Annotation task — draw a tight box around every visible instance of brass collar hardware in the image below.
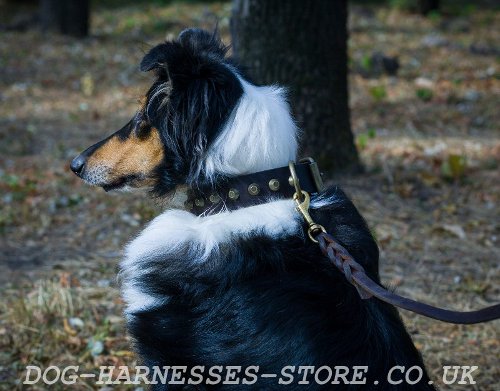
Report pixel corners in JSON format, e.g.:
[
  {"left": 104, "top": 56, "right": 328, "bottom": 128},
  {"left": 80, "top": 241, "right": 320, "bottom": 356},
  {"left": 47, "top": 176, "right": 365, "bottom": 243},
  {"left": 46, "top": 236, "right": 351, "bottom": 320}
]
[
  {"left": 248, "top": 183, "right": 260, "bottom": 196},
  {"left": 289, "top": 160, "right": 326, "bottom": 243},
  {"left": 299, "top": 157, "right": 324, "bottom": 193},
  {"left": 228, "top": 188, "right": 239, "bottom": 200},
  {"left": 268, "top": 179, "right": 280, "bottom": 191},
  {"left": 288, "top": 161, "right": 303, "bottom": 201},
  {"left": 293, "top": 190, "right": 326, "bottom": 243},
  {"left": 185, "top": 158, "right": 324, "bottom": 216},
  {"left": 209, "top": 194, "right": 221, "bottom": 204}
]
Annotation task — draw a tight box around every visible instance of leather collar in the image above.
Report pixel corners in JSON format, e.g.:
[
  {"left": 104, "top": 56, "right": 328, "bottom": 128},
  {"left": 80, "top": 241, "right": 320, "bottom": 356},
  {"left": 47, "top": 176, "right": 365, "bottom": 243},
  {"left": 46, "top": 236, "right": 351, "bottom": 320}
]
[{"left": 186, "top": 158, "right": 324, "bottom": 216}]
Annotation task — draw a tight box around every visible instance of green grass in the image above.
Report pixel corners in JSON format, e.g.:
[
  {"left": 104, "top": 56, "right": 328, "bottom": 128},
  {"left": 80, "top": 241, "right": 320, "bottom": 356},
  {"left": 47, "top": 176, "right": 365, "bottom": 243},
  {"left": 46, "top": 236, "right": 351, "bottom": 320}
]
[
  {"left": 369, "top": 85, "right": 387, "bottom": 101},
  {"left": 416, "top": 87, "right": 434, "bottom": 102}
]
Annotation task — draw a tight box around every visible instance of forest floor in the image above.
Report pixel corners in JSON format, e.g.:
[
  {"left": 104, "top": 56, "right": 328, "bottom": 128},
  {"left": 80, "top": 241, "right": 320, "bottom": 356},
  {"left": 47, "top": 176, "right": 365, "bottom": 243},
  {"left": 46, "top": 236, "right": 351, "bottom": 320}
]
[{"left": 0, "top": 1, "right": 499, "bottom": 390}]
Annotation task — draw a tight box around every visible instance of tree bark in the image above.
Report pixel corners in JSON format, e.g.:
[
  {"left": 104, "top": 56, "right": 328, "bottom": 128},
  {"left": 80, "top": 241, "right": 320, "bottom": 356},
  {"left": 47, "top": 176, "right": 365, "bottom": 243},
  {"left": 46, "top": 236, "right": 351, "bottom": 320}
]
[
  {"left": 231, "top": 0, "right": 360, "bottom": 174},
  {"left": 39, "top": 0, "right": 89, "bottom": 37},
  {"left": 40, "top": 0, "right": 63, "bottom": 33}
]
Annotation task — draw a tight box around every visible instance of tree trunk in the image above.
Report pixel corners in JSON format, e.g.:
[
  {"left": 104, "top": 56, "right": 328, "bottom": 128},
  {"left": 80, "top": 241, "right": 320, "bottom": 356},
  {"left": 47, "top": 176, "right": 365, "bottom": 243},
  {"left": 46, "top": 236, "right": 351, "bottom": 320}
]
[
  {"left": 417, "top": 0, "right": 440, "bottom": 16},
  {"left": 231, "top": 0, "right": 360, "bottom": 174},
  {"left": 40, "top": 0, "right": 63, "bottom": 33},
  {"left": 39, "top": 0, "right": 89, "bottom": 37}
]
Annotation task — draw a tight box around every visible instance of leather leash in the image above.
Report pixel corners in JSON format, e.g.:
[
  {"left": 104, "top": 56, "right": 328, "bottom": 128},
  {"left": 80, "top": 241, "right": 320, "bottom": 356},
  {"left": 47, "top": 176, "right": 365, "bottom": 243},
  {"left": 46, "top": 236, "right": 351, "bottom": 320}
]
[
  {"left": 315, "top": 231, "right": 500, "bottom": 324},
  {"left": 288, "top": 161, "right": 500, "bottom": 325}
]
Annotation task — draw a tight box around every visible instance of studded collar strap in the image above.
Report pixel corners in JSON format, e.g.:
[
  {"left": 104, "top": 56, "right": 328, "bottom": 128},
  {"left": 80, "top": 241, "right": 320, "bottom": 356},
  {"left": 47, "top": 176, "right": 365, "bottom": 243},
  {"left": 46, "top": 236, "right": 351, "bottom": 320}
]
[{"left": 185, "top": 158, "right": 324, "bottom": 216}]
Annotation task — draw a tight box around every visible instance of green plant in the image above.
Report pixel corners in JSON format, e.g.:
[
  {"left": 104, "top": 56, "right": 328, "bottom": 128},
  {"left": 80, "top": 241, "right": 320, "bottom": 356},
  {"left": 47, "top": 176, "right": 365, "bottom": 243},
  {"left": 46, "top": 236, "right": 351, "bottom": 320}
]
[
  {"left": 356, "top": 129, "right": 377, "bottom": 150},
  {"left": 357, "top": 134, "right": 368, "bottom": 150},
  {"left": 369, "top": 85, "right": 387, "bottom": 102},
  {"left": 441, "top": 154, "right": 467, "bottom": 180},
  {"left": 427, "top": 10, "right": 441, "bottom": 22},
  {"left": 360, "top": 54, "right": 373, "bottom": 73},
  {"left": 416, "top": 88, "right": 433, "bottom": 102}
]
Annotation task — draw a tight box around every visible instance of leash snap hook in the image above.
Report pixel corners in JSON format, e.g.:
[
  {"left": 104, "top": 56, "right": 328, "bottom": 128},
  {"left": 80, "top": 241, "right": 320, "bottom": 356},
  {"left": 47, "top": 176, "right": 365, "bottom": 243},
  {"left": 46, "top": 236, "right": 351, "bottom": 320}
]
[
  {"left": 293, "top": 190, "right": 326, "bottom": 243},
  {"left": 290, "top": 161, "right": 326, "bottom": 243}
]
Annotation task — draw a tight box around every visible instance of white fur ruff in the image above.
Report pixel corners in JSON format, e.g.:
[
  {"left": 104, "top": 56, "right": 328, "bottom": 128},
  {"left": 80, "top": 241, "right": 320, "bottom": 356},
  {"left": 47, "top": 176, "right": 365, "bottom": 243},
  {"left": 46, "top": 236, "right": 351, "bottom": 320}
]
[
  {"left": 201, "top": 78, "right": 298, "bottom": 181},
  {"left": 121, "top": 200, "right": 300, "bottom": 314}
]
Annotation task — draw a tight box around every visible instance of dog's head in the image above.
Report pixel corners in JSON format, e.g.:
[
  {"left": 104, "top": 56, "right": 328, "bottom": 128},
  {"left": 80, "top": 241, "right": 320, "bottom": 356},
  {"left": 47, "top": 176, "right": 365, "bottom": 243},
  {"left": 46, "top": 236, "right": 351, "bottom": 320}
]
[{"left": 71, "top": 28, "right": 297, "bottom": 196}]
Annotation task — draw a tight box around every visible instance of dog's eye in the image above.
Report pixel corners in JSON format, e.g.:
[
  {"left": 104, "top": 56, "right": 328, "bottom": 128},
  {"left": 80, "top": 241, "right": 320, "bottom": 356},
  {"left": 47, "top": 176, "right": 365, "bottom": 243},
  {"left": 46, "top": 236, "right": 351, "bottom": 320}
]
[{"left": 136, "top": 120, "right": 152, "bottom": 139}]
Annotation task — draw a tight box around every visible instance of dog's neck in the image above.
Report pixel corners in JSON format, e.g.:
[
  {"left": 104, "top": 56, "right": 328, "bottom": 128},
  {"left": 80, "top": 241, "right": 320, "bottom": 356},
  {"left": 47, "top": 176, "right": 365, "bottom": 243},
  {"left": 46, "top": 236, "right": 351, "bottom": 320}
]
[
  {"left": 184, "top": 160, "right": 323, "bottom": 216},
  {"left": 199, "top": 78, "right": 299, "bottom": 182},
  {"left": 170, "top": 78, "right": 304, "bottom": 215}
]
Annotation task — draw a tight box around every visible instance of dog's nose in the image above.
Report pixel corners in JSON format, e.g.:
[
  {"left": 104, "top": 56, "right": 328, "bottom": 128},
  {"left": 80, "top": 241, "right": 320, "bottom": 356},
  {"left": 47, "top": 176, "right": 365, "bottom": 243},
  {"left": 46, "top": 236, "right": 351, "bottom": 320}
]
[{"left": 70, "top": 155, "right": 86, "bottom": 176}]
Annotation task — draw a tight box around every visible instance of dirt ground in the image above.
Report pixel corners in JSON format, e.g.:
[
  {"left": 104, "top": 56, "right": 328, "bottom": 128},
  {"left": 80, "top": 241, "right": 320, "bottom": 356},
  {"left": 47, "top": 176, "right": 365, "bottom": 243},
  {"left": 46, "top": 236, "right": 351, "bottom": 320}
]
[{"left": 0, "top": 1, "right": 498, "bottom": 390}]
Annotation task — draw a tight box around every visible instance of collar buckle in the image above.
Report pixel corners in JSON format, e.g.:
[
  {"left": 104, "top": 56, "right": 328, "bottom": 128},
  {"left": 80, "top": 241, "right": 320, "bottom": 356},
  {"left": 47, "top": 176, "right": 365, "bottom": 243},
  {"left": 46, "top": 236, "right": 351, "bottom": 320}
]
[{"left": 300, "top": 157, "right": 324, "bottom": 192}]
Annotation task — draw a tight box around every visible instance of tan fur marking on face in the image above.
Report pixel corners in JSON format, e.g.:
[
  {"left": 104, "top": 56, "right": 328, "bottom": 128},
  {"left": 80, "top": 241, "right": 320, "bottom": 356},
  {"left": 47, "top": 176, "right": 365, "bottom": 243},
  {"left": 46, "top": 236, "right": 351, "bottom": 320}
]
[{"left": 87, "top": 127, "right": 164, "bottom": 187}]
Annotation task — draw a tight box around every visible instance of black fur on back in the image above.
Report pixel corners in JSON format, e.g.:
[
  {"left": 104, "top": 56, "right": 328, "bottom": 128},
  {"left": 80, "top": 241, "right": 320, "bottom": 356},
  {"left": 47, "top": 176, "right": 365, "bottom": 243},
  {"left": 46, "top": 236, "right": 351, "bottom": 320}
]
[
  {"left": 126, "top": 186, "right": 435, "bottom": 390},
  {"left": 140, "top": 29, "right": 244, "bottom": 196}
]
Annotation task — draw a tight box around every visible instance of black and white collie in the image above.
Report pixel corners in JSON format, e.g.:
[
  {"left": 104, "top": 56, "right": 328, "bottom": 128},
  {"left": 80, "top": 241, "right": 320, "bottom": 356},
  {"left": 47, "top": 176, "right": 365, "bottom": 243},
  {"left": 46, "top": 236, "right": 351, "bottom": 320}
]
[{"left": 71, "top": 29, "right": 434, "bottom": 390}]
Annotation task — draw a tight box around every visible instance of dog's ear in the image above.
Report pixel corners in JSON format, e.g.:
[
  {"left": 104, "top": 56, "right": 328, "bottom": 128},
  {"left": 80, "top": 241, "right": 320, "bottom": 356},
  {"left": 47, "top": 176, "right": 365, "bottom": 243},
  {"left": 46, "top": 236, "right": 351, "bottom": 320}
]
[
  {"left": 140, "top": 43, "right": 171, "bottom": 73},
  {"left": 177, "top": 28, "right": 227, "bottom": 59},
  {"left": 140, "top": 29, "right": 228, "bottom": 76}
]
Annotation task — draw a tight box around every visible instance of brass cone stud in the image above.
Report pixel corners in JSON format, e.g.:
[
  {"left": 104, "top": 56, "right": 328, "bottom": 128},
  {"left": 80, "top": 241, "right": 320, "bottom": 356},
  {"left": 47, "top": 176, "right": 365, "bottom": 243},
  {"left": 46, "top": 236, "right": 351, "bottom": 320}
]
[
  {"left": 269, "top": 179, "right": 280, "bottom": 191},
  {"left": 248, "top": 183, "right": 260, "bottom": 196},
  {"left": 228, "top": 188, "right": 239, "bottom": 200},
  {"left": 209, "top": 194, "right": 221, "bottom": 204}
]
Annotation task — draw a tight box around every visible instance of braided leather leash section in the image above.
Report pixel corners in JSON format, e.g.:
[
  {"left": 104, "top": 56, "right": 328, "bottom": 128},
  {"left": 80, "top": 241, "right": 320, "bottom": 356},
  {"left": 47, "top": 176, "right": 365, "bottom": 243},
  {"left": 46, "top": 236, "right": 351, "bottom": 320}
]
[{"left": 315, "top": 232, "right": 500, "bottom": 324}]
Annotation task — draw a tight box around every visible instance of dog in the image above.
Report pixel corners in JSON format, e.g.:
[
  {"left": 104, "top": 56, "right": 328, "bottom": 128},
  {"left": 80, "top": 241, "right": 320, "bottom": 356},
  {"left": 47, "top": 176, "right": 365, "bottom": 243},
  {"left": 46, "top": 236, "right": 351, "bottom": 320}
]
[{"left": 71, "top": 29, "right": 435, "bottom": 390}]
